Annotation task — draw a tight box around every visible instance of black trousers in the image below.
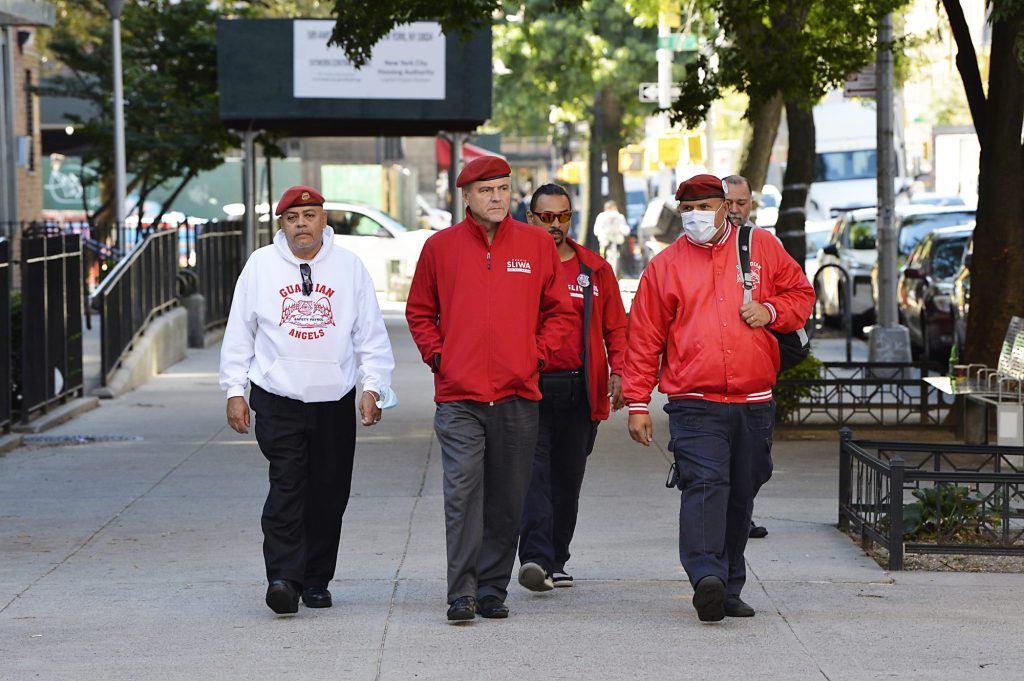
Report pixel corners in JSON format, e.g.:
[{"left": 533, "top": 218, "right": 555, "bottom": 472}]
[
  {"left": 518, "top": 396, "right": 599, "bottom": 574},
  {"left": 250, "top": 383, "right": 356, "bottom": 589}
]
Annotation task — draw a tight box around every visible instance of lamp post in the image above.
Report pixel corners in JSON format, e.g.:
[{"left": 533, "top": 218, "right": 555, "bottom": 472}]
[{"left": 105, "top": 0, "right": 127, "bottom": 229}]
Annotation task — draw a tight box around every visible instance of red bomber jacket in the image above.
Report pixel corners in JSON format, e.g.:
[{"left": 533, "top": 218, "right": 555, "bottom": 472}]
[
  {"left": 622, "top": 225, "right": 814, "bottom": 414},
  {"left": 560, "top": 240, "right": 629, "bottom": 421},
  {"left": 406, "top": 213, "right": 576, "bottom": 403}
]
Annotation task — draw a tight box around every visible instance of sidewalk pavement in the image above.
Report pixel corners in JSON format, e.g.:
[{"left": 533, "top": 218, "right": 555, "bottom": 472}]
[{"left": 2, "top": 310, "right": 1021, "bottom": 681}]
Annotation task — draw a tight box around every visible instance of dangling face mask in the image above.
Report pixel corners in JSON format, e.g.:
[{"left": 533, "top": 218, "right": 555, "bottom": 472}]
[{"left": 681, "top": 204, "right": 724, "bottom": 244}]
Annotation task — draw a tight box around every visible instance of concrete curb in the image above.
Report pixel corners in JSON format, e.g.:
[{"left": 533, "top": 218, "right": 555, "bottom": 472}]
[
  {"left": 0, "top": 432, "right": 23, "bottom": 455},
  {"left": 92, "top": 308, "right": 188, "bottom": 400},
  {"left": 202, "top": 326, "right": 225, "bottom": 349},
  {"left": 11, "top": 397, "right": 100, "bottom": 435}
]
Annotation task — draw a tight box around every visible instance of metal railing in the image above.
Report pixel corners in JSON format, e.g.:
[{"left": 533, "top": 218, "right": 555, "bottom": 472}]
[
  {"left": 0, "top": 239, "right": 10, "bottom": 432},
  {"left": 776, "top": 360, "right": 952, "bottom": 426},
  {"left": 18, "top": 234, "right": 85, "bottom": 422},
  {"left": 91, "top": 229, "right": 178, "bottom": 385},
  {"left": 839, "top": 429, "right": 1024, "bottom": 569},
  {"left": 195, "top": 221, "right": 243, "bottom": 329}
]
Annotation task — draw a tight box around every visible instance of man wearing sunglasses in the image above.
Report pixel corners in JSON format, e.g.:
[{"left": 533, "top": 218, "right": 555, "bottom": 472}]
[
  {"left": 220, "top": 185, "right": 396, "bottom": 615},
  {"left": 407, "top": 157, "right": 575, "bottom": 622},
  {"left": 622, "top": 174, "right": 813, "bottom": 623},
  {"left": 516, "top": 184, "right": 628, "bottom": 593}
]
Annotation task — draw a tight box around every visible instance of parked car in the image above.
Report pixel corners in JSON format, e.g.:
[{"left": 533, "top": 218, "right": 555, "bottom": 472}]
[
  {"left": 416, "top": 195, "right": 452, "bottom": 230},
  {"left": 814, "top": 208, "right": 878, "bottom": 329},
  {"left": 909, "top": 192, "right": 967, "bottom": 207},
  {"left": 755, "top": 184, "right": 782, "bottom": 229},
  {"left": 951, "top": 234, "right": 973, "bottom": 355},
  {"left": 897, "top": 224, "right": 974, "bottom": 360},
  {"left": 323, "top": 202, "right": 432, "bottom": 295},
  {"left": 870, "top": 205, "right": 976, "bottom": 313},
  {"left": 804, "top": 219, "right": 835, "bottom": 282}
]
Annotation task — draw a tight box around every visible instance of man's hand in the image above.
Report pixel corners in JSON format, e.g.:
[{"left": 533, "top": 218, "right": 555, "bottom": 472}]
[
  {"left": 226, "top": 396, "right": 250, "bottom": 434},
  {"left": 628, "top": 413, "right": 653, "bottom": 446},
  {"left": 359, "top": 391, "right": 382, "bottom": 427},
  {"left": 739, "top": 301, "right": 771, "bottom": 328},
  {"left": 608, "top": 374, "right": 625, "bottom": 411}
]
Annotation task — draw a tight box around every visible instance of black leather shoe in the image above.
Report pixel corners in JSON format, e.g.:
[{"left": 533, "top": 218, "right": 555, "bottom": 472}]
[
  {"left": 749, "top": 521, "right": 768, "bottom": 538},
  {"left": 724, "top": 594, "right": 755, "bottom": 617},
  {"left": 446, "top": 595, "right": 476, "bottom": 621},
  {"left": 265, "top": 579, "right": 300, "bottom": 615},
  {"left": 301, "top": 587, "right": 332, "bottom": 608},
  {"left": 475, "top": 595, "right": 509, "bottom": 619},
  {"left": 692, "top": 576, "right": 726, "bottom": 622}
]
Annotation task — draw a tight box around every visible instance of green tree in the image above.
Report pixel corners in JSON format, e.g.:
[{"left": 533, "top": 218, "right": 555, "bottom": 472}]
[
  {"left": 940, "top": 0, "right": 1024, "bottom": 365},
  {"left": 492, "top": 1, "right": 658, "bottom": 244},
  {"left": 43, "top": 0, "right": 240, "bottom": 239},
  {"left": 671, "top": 0, "right": 909, "bottom": 264}
]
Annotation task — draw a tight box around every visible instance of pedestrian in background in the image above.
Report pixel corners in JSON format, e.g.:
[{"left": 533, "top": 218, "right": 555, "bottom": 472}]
[
  {"left": 724, "top": 173, "right": 770, "bottom": 540},
  {"left": 623, "top": 174, "right": 813, "bottom": 623},
  {"left": 592, "top": 200, "right": 631, "bottom": 277},
  {"left": 517, "top": 184, "right": 629, "bottom": 592},
  {"left": 220, "top": 185, "right": 396, "bottom": 615},
  {"left": 406, "top": 157, "right": 575, "bottom": 622}
]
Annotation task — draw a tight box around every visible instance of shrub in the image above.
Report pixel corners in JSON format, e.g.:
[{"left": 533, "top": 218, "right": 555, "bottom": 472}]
[{"left": 774, "top": 351, "right": 823, "bottom": 424}]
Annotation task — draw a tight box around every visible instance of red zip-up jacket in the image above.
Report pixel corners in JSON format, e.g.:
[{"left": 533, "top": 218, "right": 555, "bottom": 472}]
[
  {"left": 623, "top": 225, "right": 814, "bottom": 413},
  {"left": 557, "top": 240, "right": 629, "bottom": 421},
  {"left": 406, "top": 213, "right": 576, "bottom": 403}
]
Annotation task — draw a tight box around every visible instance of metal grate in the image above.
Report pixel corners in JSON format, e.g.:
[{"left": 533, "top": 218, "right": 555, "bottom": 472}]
[{"left": 22, "top": 434, "right": 144, "bottom": 447}]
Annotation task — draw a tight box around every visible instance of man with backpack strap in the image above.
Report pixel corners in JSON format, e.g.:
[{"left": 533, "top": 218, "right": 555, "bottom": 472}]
[{"left": 622, "top": 174, "right": 814, "bottom": 623}]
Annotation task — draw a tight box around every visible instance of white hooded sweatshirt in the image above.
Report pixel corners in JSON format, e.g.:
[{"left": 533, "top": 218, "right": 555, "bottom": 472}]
[{"left": 219, "top": 227, "right": 395, "bottom": 403}]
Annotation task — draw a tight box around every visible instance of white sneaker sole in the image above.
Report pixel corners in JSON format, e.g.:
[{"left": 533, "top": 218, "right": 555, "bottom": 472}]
[
  {"left": 518, "top": 562, "right": 553, "bottom": 592},
  {"left": 552, "top": 577, "right": 574, "bottom": 588}
]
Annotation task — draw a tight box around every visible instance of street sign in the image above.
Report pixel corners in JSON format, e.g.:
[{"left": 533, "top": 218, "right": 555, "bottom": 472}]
[
  {"left": 844, "top": 65, "right": 876, "bottom": 98},
  {"left": 639, "top": 82, "right": 682, "bottom": 103},
  {"left": 657, "top": 33, "right": 698, "bottom": 51}
]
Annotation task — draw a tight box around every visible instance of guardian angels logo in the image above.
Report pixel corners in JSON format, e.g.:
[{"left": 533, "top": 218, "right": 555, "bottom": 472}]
[{"left": 278, "top": 282, "right": 336, "bottom": 340}]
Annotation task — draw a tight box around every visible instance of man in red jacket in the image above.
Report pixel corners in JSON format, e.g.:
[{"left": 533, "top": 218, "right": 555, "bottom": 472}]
[
  {"left": 623, "top": 174, "right": 813, "bottom": 623},
  {"left": 516, "top": 184, "right": 629, "bottom": 593},
  {"left": 406, "top": 157, "right": 575, "bottom": 622}
]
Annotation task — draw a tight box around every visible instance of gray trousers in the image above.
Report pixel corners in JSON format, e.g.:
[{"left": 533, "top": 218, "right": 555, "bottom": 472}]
[{"left": 434, "top": 398, "right": 539, "bottom": 603}]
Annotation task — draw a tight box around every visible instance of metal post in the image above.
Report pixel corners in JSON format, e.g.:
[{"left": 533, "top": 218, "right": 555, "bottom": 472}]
[
  {"left": 656, "top": 10, "right": 673, "bottom": 200},
  {"left": 867, "top": 12, "right": 911, "bottom": 362},
  {"left": 241, "top": 130, "right": 256, "bottom": 257},
  {"left": 838, "top": 427, "right": 853, "bottom": 530},
  {"left": 0, "top": 29, "right": 17, "bottom": 229},
  {"left": 106, "top": 1, "right": 127, "bottom": 228},
  {"left": 888, "top": 454, "right": 905, "bottom": 570},
  {"left": 451, "top": 133, "right": 464, "bottom": 224}
]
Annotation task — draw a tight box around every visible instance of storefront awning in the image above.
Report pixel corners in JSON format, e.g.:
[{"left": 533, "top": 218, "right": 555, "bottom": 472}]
[{"left": 435, "top": 137, "right": 506, "bottom": 171}]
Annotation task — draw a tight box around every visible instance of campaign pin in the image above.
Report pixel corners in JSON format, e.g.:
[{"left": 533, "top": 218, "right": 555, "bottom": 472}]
[{"left": 577, "top": 273, "right": 591, "bottom": 288}]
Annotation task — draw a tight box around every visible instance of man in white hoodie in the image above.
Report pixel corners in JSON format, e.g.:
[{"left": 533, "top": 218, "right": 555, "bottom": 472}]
[{"left": 220, "top": 185, "right": 396, "bottom": 615}]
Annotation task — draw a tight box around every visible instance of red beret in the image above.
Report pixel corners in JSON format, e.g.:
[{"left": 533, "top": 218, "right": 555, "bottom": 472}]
[
  {"left": 455, "top": 156, "right": 512, "bottom": 188},
  {"left": 275, "top": 185, "right": 325, "bottom": 216},
  {"left": 675, "top": 174, "right": 726, "bottom": 201}
]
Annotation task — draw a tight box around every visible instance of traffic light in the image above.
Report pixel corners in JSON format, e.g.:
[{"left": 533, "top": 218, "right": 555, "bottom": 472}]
[
  {"left": 618, "top": 145, "right": 646, "bottom": 175},
  {"left": 556, "top": 161, "right": 586, "bottom": 185}
]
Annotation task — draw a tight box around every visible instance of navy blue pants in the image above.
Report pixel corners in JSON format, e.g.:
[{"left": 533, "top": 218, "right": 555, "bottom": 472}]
[
  {"left": 666, "top": 399, "right": 774, "bottom": 597},
  {"left": 519, "top": 397, "right": 599, "bottom": 574}
]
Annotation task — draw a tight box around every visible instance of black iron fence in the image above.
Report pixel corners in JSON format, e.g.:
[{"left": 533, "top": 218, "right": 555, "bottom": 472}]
[
  {"left": 195, "top": 221, "right": 244, "bottom": 329},
  {"left": 0, "top": 239, "right": 10, "bottom": 432},
  {"left": 91, "top": 229, "right": 178, "bottom": 385},
  {"left": 838, "top": 429, "right": 1024, "bottom": 570},
  {"left": 17, "top": 234, "right": 85, "bottom": 422},
  {"left": 776, "top": 361, "right": 953, "bottom": 427}
]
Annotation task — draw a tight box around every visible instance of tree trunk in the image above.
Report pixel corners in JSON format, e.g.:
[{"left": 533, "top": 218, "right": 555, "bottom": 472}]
[
  {"left": 959, "top": 6, "right": 1024, "bottom": 365},
  {"left": 584, "top": 88, "right": 607, "bottom": 252},
  {"left": 601, "top": 89, "right": 627, "bottom": 218},
  {"left": 738, "top": 92, "right": 783, "bottom": 191},
  {"left": 775, "top": 100, "right": 815, "bottom": 265}
]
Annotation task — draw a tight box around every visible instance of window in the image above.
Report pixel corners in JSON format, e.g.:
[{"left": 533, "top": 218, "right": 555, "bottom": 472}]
[
  {"left": 848, "top": 218, "right": 877, "bottom": 250},
  {"left": 932, "top": 238, "right": 969, "bottom": 279},
  {"left": 814, "top": 150, "right": 876, "bottom": 182}
]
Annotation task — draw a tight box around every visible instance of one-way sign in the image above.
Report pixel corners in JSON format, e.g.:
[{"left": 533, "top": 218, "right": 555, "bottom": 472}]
[{"left": 639, "top": 82, "right": 682, "bottom": 103}]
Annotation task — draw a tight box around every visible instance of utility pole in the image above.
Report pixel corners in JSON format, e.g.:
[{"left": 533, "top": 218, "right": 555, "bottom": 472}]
[
  {"left": 656, "top": 6, "right": 674, "bottom": 201},
  {"left": 867, "top": 12, "right": 911, "bottom": 362},
  {"left": 105, "top": 0, "right": 127, "bottom": 230}
]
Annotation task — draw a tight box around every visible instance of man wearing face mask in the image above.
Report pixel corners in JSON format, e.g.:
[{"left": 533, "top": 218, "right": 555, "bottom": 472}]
[{"left": 622, "top": 174, "right": 813, "bottom": 623}]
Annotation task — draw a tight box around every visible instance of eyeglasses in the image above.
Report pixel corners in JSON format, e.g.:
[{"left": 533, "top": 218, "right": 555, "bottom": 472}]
[
  {"left": 533, "top": 211, "right": 572, "bottom": 225},
  {"left": 299, "top": 263, "right": 313, "bottom": 296}
]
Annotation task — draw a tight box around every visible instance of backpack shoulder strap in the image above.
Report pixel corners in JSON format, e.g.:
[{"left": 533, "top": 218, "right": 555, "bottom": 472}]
[
  {"left": 579, "top": 259, "right": 594, "bottom": 393},
  {"left": 736, "top": 223, "right": 754, "bottom": 305}
]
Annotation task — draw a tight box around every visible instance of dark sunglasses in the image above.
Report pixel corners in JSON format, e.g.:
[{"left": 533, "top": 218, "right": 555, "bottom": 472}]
[
  {"left": 533, "top": 211, "right": 572, "bottom": 225},
  {"left": 299, "top": 263, "right": 313, "bottom": 296}
]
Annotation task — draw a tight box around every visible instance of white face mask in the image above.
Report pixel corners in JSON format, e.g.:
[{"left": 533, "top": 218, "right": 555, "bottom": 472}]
[{"left": 681, "top": 207, "right": 722, "bottom": 243}]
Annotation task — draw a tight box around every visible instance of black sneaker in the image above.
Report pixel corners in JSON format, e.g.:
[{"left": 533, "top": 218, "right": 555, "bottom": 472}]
[
  {"left": 551, "top": 571, "right": 574, "bottom": 588},
  {"left": 691, "top": 576, "right": 726, "bottom": 622},
  {"left": 475, "top": 595, "right": 509, "bottom": 619},
  {"left": 446, "top": 595, "right": 476, "bottom": 622},
  {"left": 724, "top": 594, "right": 755, "bottom": 617}
]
